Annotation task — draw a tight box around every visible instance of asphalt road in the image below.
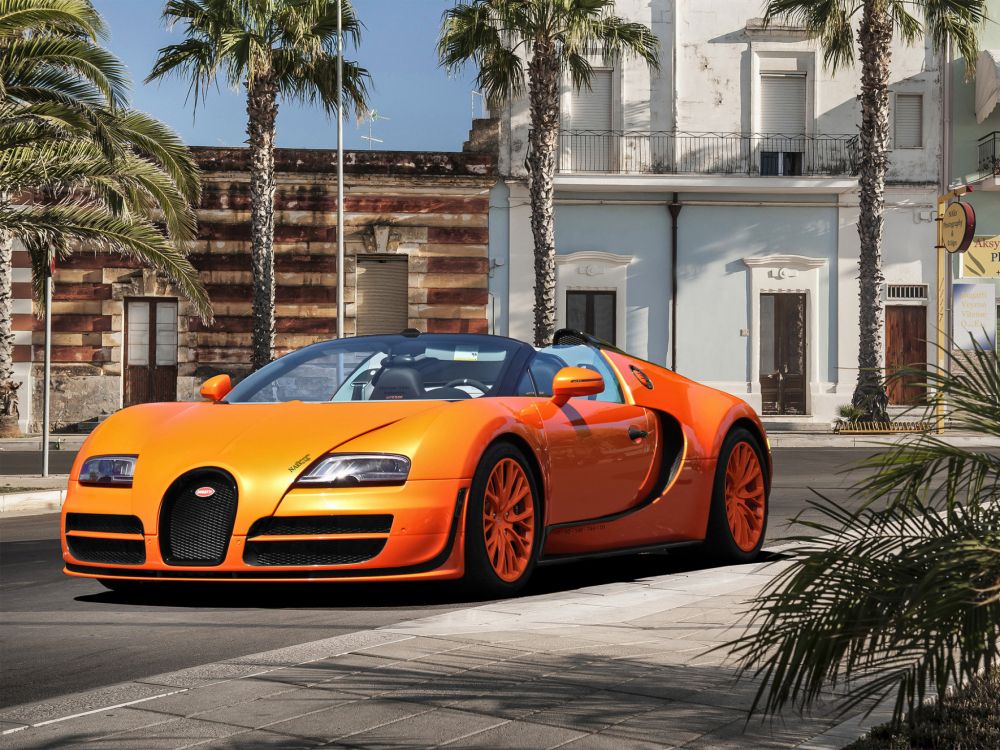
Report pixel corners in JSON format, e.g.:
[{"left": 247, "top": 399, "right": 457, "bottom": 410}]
[
  {"left": 0, "top": 447, "right": 881, "bottom": 710},
  {"left": 0, "top": 451, "right": 76, "bottom": 475}
]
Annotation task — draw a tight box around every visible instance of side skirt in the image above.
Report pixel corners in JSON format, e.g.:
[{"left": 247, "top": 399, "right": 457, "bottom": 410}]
[{"left": 536, "top": 539, "right": 701, "bottom": 567}]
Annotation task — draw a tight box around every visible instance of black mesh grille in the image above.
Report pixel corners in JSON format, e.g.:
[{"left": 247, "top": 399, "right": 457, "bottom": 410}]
[
  {"left": 66, "top": 513, "right": 143, "bottom": 535},
  {"left": 244, "top": 538, "right": 386, "bottom": 567},
  {"left": 160, "top": 470, "right": 238, "bottom": 566},
  {"left": 246, "top": 514, "right": 393, "bottom": 538},
  {"left": 553, "top": 329, "right": 589, "bottom": 347},
  {"left": 67, "top": 536, "right": 145, "bottom": 565}
]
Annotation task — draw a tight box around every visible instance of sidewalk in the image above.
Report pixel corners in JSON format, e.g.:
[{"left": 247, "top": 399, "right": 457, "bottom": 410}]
[{"left": 0, "top": 553, "right": 886, "bottom": 749}]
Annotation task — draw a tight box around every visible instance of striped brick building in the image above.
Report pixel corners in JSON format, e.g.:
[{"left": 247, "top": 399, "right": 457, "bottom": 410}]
[{"left": 10, "top": 133, "right": 497, "bottom": 433}]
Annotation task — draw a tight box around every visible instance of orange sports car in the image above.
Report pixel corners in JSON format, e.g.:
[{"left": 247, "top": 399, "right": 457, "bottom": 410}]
[{"left": 62, "top": 329, "right": 770, "bottom": 595}]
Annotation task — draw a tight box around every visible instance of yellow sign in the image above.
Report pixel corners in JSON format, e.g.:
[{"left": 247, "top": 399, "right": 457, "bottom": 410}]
[
  {"left": 961, "top": 236, "right": 1000, "bottom": 277},
  {"left": 941, "top": 201, "right": 976, "bottom": 253}
]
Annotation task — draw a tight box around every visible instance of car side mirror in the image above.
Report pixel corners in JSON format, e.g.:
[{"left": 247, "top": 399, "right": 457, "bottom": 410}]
[
  {"left": 200, "top": 374, "right": 232, "bottom": 402},
  {"left": 551, "top": 367, "right": 604, "bottom": 407}
]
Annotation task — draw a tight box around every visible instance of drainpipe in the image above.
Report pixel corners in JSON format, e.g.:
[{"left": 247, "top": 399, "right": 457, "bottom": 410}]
[{"left": 668, "top": 193, "right": 682, "bottom": 371}]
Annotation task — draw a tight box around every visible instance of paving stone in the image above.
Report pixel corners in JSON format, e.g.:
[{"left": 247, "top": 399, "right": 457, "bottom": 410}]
[
  {"left": 2, "top": 708, "right": 173, "bottom": 750},
  {"left": 359, "top": 636, "right": 464, "bottom": 661},
  {"left": 419, "top": 678, "right": 590, "bottom": 720},
  {"left": 190, "top": 688, "right": 359, "bottom": 730},
  {"left": 193, "top": 729, "right": 330, "bottom": 749},
  {"left": 557, "top": 732, "right": 672, "bottom": 750},
  {"left": 600, "top": 700, "right": 744, "bottom": 745},
  {"left": 82, "top": 716, "right": 244, "bottom": 750},
  {"left": 341, "top": 706, "right": 504, "bottom": 748},
  {"left": 141, "top": 677, "right": 299, "bottom": 718},
  {"left": 442, "top": 719, "right": 585, "bottom": 749},
  {"left": 523, "top": 689, "right": 664, "bottom": 733},
  {"left": 264, "top": 698, "right": 431, "bottom": 742}
]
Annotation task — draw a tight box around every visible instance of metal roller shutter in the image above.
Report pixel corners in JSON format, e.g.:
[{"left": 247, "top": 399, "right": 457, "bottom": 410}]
[
  {"left": 760, "top": 74, "right": 807, "bottom": 135},
  {"left": 569, "top": 69, "right": 613, "bottom": 130},
  {"left": 894, "top": 94, "right": 923, "bottom": 148},
  {"left": 356, "top": 255, "right": 408, "bottom": 335}
]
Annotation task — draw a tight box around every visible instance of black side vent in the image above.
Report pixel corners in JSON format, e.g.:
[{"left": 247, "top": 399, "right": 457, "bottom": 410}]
[
  {"left": 247, "top": 515, "right": 393, "bottom": 538},
  {"left": 67, "top": 536, "right": 145, "bottom": 565},
  {"left": 244, "top": 538, "right": 386, "bottom": 567},
  {"left": 159, "top": 469, "right": 238, "bottom": 566},
  {"left": 66, "top": 513, "right": 143, "bottom": 535}
]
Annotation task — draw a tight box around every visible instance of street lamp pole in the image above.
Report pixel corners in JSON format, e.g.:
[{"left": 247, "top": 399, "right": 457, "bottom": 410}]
[
  {"left": 42, "top": 266, "right": 52, "bottom": 476},
  {"left": 336, "top": 0, "right": 345, "bottom": 339}
]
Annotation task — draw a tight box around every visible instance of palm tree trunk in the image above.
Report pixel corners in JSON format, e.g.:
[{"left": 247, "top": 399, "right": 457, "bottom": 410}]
[
  {"left": 526, "top": 41, "right": 561, "bottom": 347},
  {"left": 0, "top": 192, "right": 22, "bottom": 435},
  {"left": 851, "top": 0, "right": 893, "bottom": 421},
  {"left": 247, "top": 73, "right": 278, "bottom": 372}
]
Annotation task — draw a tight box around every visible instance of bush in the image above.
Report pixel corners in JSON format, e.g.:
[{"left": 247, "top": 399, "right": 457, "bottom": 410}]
[{"left": 846, "top": 671, "right": 1000, "bottom": 749}]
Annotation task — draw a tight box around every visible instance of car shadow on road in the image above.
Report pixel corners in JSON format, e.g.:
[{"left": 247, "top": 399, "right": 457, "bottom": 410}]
[{"left": 73, "top": 549, "right": 789, "bottom": 610}]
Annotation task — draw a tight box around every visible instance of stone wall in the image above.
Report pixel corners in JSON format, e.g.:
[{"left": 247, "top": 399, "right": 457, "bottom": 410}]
[{"left": 13, "top": 145, "right": 496, "bottom": 431}]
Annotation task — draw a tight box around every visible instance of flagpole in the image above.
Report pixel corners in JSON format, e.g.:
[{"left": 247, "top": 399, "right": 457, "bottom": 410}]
[{"left": 336, "top": 0, "right": 345, "bottom": 339}]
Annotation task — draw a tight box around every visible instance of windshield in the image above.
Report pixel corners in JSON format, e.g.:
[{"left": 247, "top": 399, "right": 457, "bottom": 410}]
[{"left": 224, "top": 334, "right": 524, "bottom": 404}]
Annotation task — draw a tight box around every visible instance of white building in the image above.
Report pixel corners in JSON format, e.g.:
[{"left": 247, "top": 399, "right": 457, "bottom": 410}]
[{"left": 489, "top": 0, "right": 943, "bottom": 424}]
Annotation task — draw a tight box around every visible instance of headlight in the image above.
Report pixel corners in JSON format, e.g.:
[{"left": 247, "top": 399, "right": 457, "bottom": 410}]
[
  {"left": 296, "top": 453, "right": 410, "bottom": 487},
  {"left": 79, "top": 455, "right": 137, "bottom": 487}
]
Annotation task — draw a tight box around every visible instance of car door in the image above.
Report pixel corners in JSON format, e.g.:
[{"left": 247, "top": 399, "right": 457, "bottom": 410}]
[{"left": 521, "top": 346, "right": 661, "bottom": 524}]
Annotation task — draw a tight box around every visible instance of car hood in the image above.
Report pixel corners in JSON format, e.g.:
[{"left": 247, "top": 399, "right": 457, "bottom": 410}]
[{"left": 75, "top": 400, "right": 450, "bottom": 526}]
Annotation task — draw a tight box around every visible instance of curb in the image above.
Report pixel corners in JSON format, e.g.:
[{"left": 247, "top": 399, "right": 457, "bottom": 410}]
[{"left": 0, "top": 489, "right": 65, "bottom": 515}]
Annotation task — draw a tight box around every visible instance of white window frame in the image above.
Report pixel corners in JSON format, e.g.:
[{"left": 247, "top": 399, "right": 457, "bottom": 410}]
[
  {"left": 742, "top": 255, "right": 828, "bottom": 415},
  {"left": 555, "top": 251, "right": 631, "bottom": 348}
]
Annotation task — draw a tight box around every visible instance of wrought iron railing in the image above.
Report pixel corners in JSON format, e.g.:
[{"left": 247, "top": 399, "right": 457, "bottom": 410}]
[
  {"left": 979, "top": 131, "right": 1000, "bottom": 176},
  {"left": 552, "top": 130, "right": 859, "bottom": 177}
]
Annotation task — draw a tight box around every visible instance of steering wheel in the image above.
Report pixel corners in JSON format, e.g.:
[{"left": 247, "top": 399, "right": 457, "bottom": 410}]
[{"left": 443, "top": 378, "right": 490, "bottom": 395}]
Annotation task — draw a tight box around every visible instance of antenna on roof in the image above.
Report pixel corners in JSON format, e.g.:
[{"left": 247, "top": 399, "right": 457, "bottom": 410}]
[{"left": 361, "top": 110, "right": 390, "bottom": 150}]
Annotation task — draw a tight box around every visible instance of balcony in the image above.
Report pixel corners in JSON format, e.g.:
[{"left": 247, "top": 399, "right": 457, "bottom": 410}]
[
  {"left": 979, "top": 131, "right": 1000, "bottom": 176},
  {"left": 554, "top": 130, "right": 859, "bottom": 177}
]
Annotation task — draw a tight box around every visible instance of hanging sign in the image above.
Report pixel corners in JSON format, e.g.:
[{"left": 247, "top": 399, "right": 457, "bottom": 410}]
[
  {"left": 941, "top": 201, "right": 977, "bottom": 253},
  {"left": 961, "top": 235, "right": 1000, "bottom": 277},
  {"left": 952, "top": 281, "right": 996, "bottom": 350}
]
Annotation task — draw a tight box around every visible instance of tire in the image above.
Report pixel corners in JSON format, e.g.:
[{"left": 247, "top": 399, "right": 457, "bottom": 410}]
[
  {"left": 703, "top": 427, "right": 769, "bottom": 564},
  {"left": 462, "top": 442, "right": 542, "bottom": 597}
]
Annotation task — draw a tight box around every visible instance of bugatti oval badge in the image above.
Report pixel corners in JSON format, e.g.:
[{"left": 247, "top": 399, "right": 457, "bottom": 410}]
[{"left": 194, "top": 486, "right": 216, "bottom": 498}]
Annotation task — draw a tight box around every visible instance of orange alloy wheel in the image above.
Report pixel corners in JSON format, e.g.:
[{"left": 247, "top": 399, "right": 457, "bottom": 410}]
[
  {"left": 724, "top": 443, "right": 766, "bottom": 552},
  {"left": 482, "top": 458, "right": 535, "bottom": 582}
]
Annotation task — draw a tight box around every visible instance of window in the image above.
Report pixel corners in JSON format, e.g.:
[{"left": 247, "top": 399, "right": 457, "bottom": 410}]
[
  {"left": 760, "top": 74, "right": 807, "bottom": 134},
  {"left": 563, "top": 67, "right": 614, "bottom": 171},
  {"left": 760, "top": 73, "right": 807, "bottom": 175},
  {"left": 356, "top": 255, "right": 408, "bottom": 335},
  {"left": 894, "top": 94, "right": 923, "bottom": 148},
  {"left": 519, "top": 344, "right": 624, "bottom": 403},
  {"left": 225, "top": 335, "right": 523, "bottom": 403},
  {"left": 566, "top": 290, "right": 616, "bottom": 345}
]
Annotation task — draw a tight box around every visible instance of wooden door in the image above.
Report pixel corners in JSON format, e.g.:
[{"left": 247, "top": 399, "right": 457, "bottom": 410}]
[
  {"left": 125, "top": 298, "right": 178, "bottom": 406},
  {"left": 885, "top": 305, "right": 926, "bottom": 405},
  {"left": 759, "top": 293, "right": 807, "bottom": 415}
]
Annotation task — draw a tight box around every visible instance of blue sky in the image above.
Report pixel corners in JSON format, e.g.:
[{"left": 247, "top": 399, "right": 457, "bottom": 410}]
[{"left": 92, "top": 1, "right": 482, "bottom": 152}]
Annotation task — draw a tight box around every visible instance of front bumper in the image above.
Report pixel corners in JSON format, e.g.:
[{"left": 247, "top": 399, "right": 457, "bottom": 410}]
[{"left": 62, "top": 479, "right": 470, "bottom": 583}]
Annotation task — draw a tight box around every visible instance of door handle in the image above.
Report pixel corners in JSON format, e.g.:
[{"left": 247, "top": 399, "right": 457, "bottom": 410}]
[{"left": 628, "top": 426, "right": 648, "bottom": 440}]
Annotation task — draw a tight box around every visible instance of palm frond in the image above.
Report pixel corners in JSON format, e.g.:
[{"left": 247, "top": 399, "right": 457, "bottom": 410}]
[
  {"left": 729, "top": 338, "right": 1000, "bottom": 726},
  {"left": 763, "top": 0, "right": 859, "bottom": 71},
  {"left": 4, "top": 202, "right": 211, "bottom": 321}
]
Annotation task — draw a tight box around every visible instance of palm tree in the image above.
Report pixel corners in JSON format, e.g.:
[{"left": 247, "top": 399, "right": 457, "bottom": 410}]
[
  {"left": 438, "top": 0, "right": 658, "bottom": 347},
  {"left": 730, "top": 339, "right": 1000, "bottom": 726},
  {"left": 0, "top": 0, "right": 210, "bottom": 436},
  {"left": 149, "top": 0, "right": 371, "bottom": 371},
  {"left": 762, "top": 0, "right": 986, "bottom": 419}
]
